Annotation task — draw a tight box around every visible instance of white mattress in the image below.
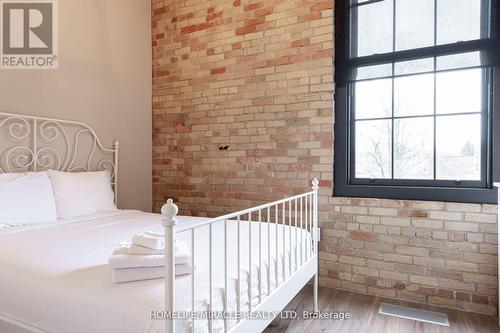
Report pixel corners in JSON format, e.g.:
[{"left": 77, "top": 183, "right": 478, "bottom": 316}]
[{"left": 0, "top": 210, "right": 312, "bottom": 333}]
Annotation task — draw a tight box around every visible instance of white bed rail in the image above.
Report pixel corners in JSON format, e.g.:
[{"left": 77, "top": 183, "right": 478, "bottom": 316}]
[{"left": 162, "top": 178, "right": 319, "bottom": 333}]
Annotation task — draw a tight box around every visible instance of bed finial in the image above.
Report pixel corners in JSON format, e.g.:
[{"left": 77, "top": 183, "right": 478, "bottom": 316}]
[
  {"left": 312, "top": 178, "right": 319, "bottom": 191},
  {"left": 161, "top": 198, "right": 178, "bottom": 333},
  {"left": 161, "top": 198, "right": 178, "bottom": 227},
  {"left": 113, "top": 140, "right": 119, "bottom": 150}
]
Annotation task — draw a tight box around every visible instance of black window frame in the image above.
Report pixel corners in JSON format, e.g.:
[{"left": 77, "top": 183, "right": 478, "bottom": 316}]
[{"left": 334, "top": 0, "right": 500, "bottom": 204}]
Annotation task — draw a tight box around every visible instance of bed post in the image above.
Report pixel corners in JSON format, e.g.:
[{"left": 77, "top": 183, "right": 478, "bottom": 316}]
[
  {"left": 312, "top": 178, "right": 319, "bottom": 313},
  {"left": 113, "top": 140, "right": 119, "bottom": 205},
  {"left": 161, "top": 199, "right": 178, "bottom": 333}
]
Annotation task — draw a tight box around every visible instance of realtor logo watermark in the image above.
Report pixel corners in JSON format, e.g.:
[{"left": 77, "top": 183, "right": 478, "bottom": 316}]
[{"left": 0, "top": 0, "right": 58, "bottom": 69}]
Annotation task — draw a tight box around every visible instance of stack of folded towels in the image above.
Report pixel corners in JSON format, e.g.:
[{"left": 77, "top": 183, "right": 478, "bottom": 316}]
[{"left": 109, "top": 231, "right": 192, "bottom": 283}]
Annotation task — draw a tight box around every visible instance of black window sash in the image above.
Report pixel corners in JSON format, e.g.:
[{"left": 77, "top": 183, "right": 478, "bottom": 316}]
[
  {"left": 348, "top": 67, "right": 492, "bottom": 188},
  {"left": 333, "top": 0, "right": 500, "bottom": 203}
]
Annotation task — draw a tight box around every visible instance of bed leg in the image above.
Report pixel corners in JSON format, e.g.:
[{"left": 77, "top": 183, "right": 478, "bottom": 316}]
[
  {"left": 313, "top": 272, "right": 319, "bottom": 312},
  {"left": 162, "top": 199, "right": 178, "bottom": 333},
  {"left": 311, "top": 178, "right": 319, "bottom": 313}
]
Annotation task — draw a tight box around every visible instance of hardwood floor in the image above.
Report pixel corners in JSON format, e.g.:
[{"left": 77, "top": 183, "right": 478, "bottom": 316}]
[{"left": 264, "top": 286, "right": 500, "bottom": 333}]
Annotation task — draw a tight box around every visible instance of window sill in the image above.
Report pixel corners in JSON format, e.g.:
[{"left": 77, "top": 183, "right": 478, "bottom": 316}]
[{"left": 333, "top": 183, "right": 498, "bottom": 204}]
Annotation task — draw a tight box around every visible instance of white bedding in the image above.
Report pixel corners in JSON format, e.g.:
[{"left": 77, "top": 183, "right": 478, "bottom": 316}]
[{"left": 0, "top": 210, "right": 312, "bottom": 333}]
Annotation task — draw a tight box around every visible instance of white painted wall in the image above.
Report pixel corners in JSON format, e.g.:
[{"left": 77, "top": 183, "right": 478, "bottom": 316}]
[{"left": 0, "top": 0, "right": 152, "bottom": 211}]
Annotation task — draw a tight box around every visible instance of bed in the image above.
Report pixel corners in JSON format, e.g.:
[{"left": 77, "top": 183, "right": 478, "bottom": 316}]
[{"left": 0, "top": 112, "right": 319, "bottom": 333}]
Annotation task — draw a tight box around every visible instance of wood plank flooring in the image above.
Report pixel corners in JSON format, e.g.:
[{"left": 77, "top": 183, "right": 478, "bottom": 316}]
[{"left": 264, "top": 286, "right": 500, "bottom": 333}]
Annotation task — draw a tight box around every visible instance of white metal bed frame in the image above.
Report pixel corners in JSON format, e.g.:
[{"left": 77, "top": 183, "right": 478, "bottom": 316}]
[
  {"left": 0, "top": 112, "right": 319, "bottom": 333},
  {"left": 161, "top": 179, "right": 319, "bottom": 333},
  {"left": 0, "top": 112, "right": 119, "bottom": 203}
]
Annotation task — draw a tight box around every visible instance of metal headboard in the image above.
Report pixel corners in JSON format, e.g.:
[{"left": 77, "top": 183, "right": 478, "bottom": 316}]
[{"left": 0, "top": 112, "right": 119, "bottom": 203}]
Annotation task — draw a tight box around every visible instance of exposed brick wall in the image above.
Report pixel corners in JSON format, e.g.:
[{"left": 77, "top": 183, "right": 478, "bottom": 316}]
[
  {"left": 327, "top": 198, "right": 498, "bottom": 315},
  {"left": 151, "top": 0, "right": 498, "bottom": 315}
]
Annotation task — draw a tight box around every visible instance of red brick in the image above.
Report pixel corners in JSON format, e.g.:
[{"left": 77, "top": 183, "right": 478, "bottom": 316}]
[
  {"left": 236, "top": 25, "right": 256, "bottom": 35},
  {"left": 155, "top": 69, "right": 170, "bottom": 77},
  {"left": 266, "top": 56, "right": 290, "bottom": 66},
  {"left": 244, "top": 17, "right": 265, "bottom": 27},
  {"left": 455, "top": 292, "right": 471, "bottom": 302},
  {"left": 437, "top": 289, "right": 454, "bottom": 299},
  {"left": 393, "top": 282, "right": 406, "bottom": 290},
  {"left": 253, "top": 97, "right": 273, "bottom": 105},
  {"left": 420, "top": 288, "right": 438, "bottom": 296},
  {"left": 180, "top": 25, "right": 197, "bottom": 34},
  {"left": 255, "top": 7, "right": 273, "bottom": 17},
  {"left": 153, "top": 7, "right": 168, "bottom": 16},
  {"left": 351, "top": 230, "right": 374, "bottom": 241},
  {"left": 181, "top": 22, "right": 214, "bottom": 34},
  {"left": 311, "top": 49, "right": 333, "bottom": 60},
  {"left": 291, "top": 38, "right": 311, "bottom": 48},
  {"left": 366, "top": 277, "right": 378, "bottom": 287},
  {"left": 207, "top": 12, "right": 223, "bottom": 22},
  {"left": 196, "top": 22, "right": 214, "bottom": 31},
  {"left": 210, "top": 67, "right": 226, "bottom": 75},
  {"left": 328, "top": 270, "right": 337, "bottom": 278},
  {"left": 319, "top": 180, "right": 332, "bottom": 187},
  {"left": 244, "top": 2, "right": 263, "bottom": 11},
  {"left": 472, "top": 294, "right": 490, "bottom": 305},
  {"left": 400, "top": 209, "right": 428, "bottom": 218},
  {"left": 311, "top": 1, "right": 333, "bottom": 11},
  {"left": 233, "top": 0, "right": 241, "bottom": 6},
  {"left": 332, "top": 246, "right": 354, "bottom": 256},
  {"left": 288, "top": 54, "right": 310, "bottom": 63}
]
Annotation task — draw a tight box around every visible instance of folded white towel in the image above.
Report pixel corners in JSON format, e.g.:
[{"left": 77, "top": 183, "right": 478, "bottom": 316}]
[
  {"left": 113, "top": 239, "right": 182, "bottom": 255},
  {"left": 144, "top": 231, "right": 163, "bottom": 238},
  {"left": 111, "top": 263, "right": 193, "bottom": 283},
  {"left": 109, "top": 241, "right": 191, "bottom": 269},
  {"left": 129, "top": 244, "right": 163, "bottom": 255},
  {"left": 112, "top": 242, "right": 130, "bottom": 255},
  {"left": 132, "top": 232, "right": 165, "bottom": 250}
]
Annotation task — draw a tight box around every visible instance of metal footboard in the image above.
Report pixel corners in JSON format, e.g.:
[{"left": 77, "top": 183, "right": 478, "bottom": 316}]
[{"left": 162, "top": 178, "right": 319, "bottom": 333}]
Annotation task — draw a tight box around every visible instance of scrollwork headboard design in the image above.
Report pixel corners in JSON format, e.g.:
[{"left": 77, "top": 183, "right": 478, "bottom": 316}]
[{"left": 0, "top": 112, "right": 119, "bottom": 203}]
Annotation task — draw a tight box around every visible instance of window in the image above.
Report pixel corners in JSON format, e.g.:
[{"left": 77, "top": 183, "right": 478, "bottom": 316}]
[{"left": 334, "top": 0, "right": 500, "bottom": 203}]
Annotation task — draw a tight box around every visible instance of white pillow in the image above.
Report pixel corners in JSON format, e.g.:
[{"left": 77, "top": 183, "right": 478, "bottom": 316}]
[
  {"left": 46, "top": 170, "right": 117, "bottom": 219},
  {"left": 0, "top": 172, "right": 57, "bottom": 225}
]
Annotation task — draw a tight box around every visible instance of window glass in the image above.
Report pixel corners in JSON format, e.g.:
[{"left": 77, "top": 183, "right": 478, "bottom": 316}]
[
  {"left": 394, "top": 73, "right": 434, "bottom": 117},
  {"left": 436, "top": 52, "right": 482, "bottom": 71},
  {"left": 436, "top": 114, "right": 481, "bottom": 180},
  {"left": 395, "top": 58, "right": 434, "bottom": 76},
  {"left": 354, "top": 79, "right": 392, "bottom": 119},
  {"left": 355, "top": 120, "right": 392, "bottom": 178},
  {"left": 436, "top": 68, "right": 483, "bottom": 114},
  {"left": 355, "top": 0, "right": 393, "bottom": 56},
  {"left": 437, "top": 0, "right": 483, "bottom": 44},
  {"left": 356, "top": 63, "right": 392, "bottom": 80},
  {"left": 394, "top": 117, "right": 434, "bottom": 179},
  {"left": 395, "top": 0, "right": 435, "bottom": 51}
]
